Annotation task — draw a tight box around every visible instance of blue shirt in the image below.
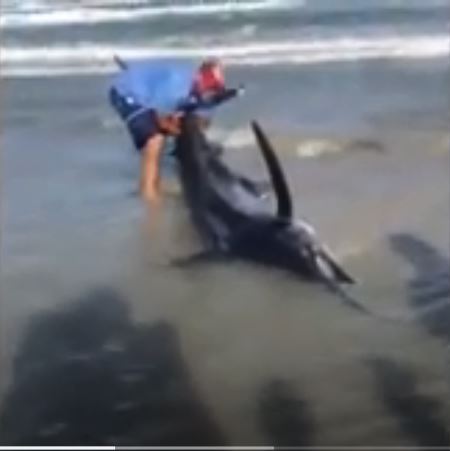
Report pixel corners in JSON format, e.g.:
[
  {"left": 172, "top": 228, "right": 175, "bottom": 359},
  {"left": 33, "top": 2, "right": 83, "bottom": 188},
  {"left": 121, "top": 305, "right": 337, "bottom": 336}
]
[{"left": 110, "top": 58, "right": 212, "bottom": 120}]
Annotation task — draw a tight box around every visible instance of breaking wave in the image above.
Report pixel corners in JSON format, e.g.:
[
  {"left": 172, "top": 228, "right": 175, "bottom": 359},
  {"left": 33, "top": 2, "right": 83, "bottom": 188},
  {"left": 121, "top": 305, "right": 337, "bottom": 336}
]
[{"left": 2, "top": 34, "right": 448, "bottom": 77}]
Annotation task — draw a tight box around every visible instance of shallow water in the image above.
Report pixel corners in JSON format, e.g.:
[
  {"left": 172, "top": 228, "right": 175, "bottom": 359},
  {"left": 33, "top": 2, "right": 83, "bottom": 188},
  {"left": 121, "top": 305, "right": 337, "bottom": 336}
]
[{"left": 0, "top": 64, "right": 449, "bottom": 445}]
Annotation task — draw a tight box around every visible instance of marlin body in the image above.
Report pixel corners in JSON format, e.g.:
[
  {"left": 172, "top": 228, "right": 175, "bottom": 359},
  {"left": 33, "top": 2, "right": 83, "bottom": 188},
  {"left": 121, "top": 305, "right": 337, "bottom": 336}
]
[{"left": 174, "top": 114, "right": 361, "bottom": 307}]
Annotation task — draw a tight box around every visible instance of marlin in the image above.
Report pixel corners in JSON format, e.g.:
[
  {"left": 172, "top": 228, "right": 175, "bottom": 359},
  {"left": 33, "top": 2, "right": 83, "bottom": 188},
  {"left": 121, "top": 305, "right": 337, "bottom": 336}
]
[{"left": 173, "top": 114, "right": 370, "bottom": 313}]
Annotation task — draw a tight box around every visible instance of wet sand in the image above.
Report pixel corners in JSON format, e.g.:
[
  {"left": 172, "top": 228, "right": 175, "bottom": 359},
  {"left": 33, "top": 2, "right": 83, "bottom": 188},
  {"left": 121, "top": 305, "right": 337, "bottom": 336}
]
[{"left": 0, "top": 72, "right": 449, "bottom": 446}]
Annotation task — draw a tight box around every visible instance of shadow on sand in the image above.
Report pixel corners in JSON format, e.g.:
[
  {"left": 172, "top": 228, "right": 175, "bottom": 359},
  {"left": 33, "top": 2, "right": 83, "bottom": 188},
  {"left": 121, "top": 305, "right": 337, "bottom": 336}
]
[
  {"left": 257, "top": 378, "right": 315, "bottom": 446},
  {"left": 366, "top": 356, "right": 450, "bottom": 447},
  {"left": 0, "top": 288, "right": 226, "bottom": 446},
  {"left": 389, "top": 232, "right": 450, "bottom": 343}
]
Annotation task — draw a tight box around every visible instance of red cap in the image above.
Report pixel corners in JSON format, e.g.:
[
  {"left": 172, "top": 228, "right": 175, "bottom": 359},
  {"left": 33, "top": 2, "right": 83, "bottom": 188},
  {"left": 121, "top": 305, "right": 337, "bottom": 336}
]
[{"left": 193, "top": 60, "right": 225, "bottom": 95}]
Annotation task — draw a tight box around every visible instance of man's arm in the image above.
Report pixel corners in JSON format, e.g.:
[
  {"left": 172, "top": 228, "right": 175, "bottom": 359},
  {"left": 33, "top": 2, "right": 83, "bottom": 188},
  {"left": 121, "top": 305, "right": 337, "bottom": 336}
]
[
  {"left": 139, "top": 110, "right": 180, "bottom": 204},
  {"left": 140, "top": 133, "right": 164, "bottom": 204},
  {"left": 139, "top": 110, "right": 211, "bottom": 204}
]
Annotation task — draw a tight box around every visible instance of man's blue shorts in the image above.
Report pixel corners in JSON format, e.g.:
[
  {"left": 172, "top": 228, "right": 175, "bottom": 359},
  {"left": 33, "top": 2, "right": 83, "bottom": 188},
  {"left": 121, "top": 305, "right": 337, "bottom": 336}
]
[{"left": 109, "top": 87, "right": 157, "bottom": 151}]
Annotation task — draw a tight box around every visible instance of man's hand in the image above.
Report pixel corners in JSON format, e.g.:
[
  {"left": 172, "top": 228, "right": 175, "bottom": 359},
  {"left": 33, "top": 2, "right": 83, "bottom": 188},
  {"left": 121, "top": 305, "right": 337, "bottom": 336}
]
[
  {"left": 154, "top": 112, "right": 182, "bottom": 136},
  {"left": 154, "top": 111, "right": 210, "bottom": 136}
]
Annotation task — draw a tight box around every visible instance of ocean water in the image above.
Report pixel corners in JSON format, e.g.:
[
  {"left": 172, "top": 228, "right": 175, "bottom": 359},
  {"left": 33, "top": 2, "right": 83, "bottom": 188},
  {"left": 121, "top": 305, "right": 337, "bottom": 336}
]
[
  {"left": 1, "top": 0, "right": 449, "bottom": 75},
  {"left": 1, "top": 0, "right": 450, "bottom": 446}
]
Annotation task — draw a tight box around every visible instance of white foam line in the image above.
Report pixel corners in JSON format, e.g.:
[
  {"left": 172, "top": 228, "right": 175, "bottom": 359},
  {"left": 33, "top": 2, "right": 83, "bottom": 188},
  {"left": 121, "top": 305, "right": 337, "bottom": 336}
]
[
  {"left": 0, "top": 65, "right": 115, "bottom": 77},
  {"left": 1, "top": 35, "right": 448, "bottom": 77},
  {"left": 1, "top": 35, "right": 447, "bottom": 62},
  {"left": 3, "top": 35, "right": 448, "bottom": 61},
  {"left": 0, "top": 0, "right": 292, "bottom": 28}
]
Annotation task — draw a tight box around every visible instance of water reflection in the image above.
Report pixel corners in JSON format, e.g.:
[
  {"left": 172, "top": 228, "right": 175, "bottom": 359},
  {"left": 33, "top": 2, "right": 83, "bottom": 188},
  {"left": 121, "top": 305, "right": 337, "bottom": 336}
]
[{"left": 0, "top": 288, "right": 226, "bottom": 446}]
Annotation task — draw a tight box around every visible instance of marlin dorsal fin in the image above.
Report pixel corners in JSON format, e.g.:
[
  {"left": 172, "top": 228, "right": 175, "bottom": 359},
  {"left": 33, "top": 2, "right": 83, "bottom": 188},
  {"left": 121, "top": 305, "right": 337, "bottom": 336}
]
[{"left": 251, "top": 121, "right": 293, "bottom": 219}]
